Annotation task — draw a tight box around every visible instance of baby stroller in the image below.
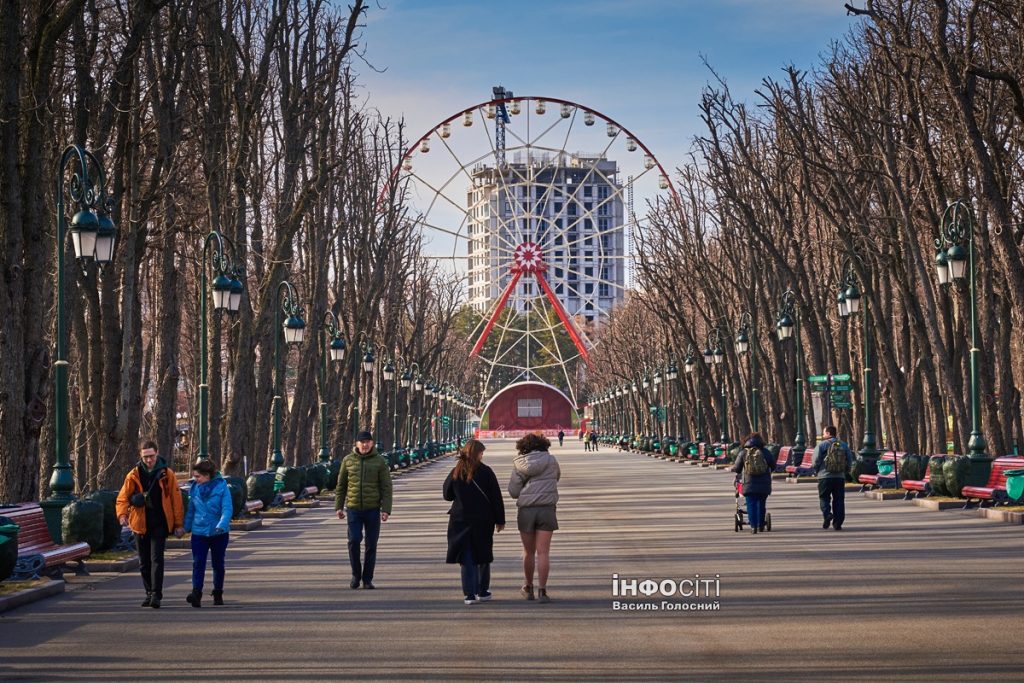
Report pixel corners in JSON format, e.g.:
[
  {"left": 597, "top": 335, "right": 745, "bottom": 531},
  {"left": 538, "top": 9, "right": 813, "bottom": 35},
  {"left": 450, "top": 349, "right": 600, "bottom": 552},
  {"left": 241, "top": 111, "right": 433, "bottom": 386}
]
[{"left": 734, "top": 477, "right": 772, "bottom": 532}]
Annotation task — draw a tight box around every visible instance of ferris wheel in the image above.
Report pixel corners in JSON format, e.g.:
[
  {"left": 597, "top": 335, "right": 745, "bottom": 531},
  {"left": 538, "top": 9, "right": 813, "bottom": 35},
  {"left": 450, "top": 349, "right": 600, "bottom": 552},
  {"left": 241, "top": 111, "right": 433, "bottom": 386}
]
[{"left": 391, "top": 88, "right": 676, "bottom": 406}]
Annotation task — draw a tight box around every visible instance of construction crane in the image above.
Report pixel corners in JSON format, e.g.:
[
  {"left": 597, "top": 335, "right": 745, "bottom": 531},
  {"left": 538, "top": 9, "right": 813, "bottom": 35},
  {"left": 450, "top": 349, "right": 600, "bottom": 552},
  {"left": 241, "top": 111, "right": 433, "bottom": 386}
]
[{"left": 492, "top": 85, "right": 512, "bottom": 168}]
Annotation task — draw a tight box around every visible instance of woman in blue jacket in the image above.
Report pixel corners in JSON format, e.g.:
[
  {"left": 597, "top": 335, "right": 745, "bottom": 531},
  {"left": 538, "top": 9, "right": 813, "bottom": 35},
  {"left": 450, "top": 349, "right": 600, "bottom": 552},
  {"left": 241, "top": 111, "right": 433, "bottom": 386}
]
[{"left": 184, "top": 458, "right": 233, "bottom": 607}]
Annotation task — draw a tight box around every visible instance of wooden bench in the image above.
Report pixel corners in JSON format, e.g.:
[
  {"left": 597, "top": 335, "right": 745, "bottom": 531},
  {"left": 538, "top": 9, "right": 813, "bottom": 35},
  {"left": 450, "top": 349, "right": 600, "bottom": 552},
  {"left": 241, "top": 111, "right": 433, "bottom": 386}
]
[
  {"left": 774, "top": 447, "right": 793, "bottom": 473},
  {"left": 785, "top": 448, "right": 814, "bottom": 477},
  {"left": 900, "top": 456, "right": 943, "bottom": 499},
  {"left": 3, "top": 503, "right": 90, "bottom": 579},
  {"left": 961, "top": 457, "right": 1024, "bottom": 508},
  {"left": 856, "top": 452, "right": 901, "bottom": 491}
]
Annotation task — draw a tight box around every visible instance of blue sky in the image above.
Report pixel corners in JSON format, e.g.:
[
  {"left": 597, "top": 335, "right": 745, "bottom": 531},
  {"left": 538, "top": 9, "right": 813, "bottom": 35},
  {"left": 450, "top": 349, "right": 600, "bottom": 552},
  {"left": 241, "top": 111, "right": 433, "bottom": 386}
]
[{"left": 357, "top": 0, "right": 857, "bottom": 172}]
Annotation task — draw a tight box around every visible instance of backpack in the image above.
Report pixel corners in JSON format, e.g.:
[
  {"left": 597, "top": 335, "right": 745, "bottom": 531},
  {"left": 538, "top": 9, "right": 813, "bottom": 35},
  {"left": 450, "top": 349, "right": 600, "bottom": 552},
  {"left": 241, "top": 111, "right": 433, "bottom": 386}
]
[
  {"left": 824, "top": 440, "right": 847, "bottom": 473},
  {"left": 743, "top": 447, "right": 768, "bottom": 477}
]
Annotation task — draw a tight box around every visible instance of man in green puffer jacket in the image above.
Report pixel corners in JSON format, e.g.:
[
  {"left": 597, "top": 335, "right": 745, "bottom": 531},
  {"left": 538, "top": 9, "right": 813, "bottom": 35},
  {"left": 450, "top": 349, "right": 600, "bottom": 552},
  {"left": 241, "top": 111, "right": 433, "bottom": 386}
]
[{"left": 335, "top": 431, "right": 393, "bottom": 589}]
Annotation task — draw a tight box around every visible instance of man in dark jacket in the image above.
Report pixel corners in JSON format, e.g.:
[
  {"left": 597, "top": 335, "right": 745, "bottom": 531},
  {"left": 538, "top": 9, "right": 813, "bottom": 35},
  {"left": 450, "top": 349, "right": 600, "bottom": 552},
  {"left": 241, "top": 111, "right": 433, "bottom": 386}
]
[
  {"left": 812, "top": 425, "right": 854, "bottom": 530},
  {"left": 335, "top": 432, "right": 393, "bottom": 589},
  {"left": 731, "top": 433, "right": 777, "bottom": 534}
]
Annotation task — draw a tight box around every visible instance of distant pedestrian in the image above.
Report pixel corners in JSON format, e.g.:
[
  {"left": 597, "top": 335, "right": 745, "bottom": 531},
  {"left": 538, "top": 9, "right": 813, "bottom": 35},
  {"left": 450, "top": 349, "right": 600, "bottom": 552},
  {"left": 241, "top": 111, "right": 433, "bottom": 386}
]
[
  {"left": 184, "top": 458, "right": 233, "bottom": 607},
  {"left": 509, "top": 433, "right": 560, "bottom": 604},
  {"left": 589, "top": 430, "right": 599, "bottom": 452},
  {"left": 335, "top": 431, "right": 393, "bottom": 589},
  {"left": 557, "top": 430, "right": 565, "bottom": 447},
  {"left": 584, "top": 430, "right": 591, "bottom": 452},
  {"left": 812, "top": 425, "right": 854, "bottom": 530},
  {"left": 116, "top": 440, "right": 185, "bottom": 609},
  {"left": 443, "top": 439, "right": 505, "bottom": 605},
  {"left": 731, "top": 433, "right": 777, "bottom": 534}
]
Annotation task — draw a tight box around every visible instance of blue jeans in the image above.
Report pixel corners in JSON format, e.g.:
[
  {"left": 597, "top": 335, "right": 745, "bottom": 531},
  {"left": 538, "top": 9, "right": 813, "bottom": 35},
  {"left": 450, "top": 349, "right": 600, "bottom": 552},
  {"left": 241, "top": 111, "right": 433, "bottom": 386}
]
[
  {"left": 460, "top": 545, "right": 491, "bottom": 598},
  {"left": 818, "top": 478, "right": 846, "bottom": 527},
  {"left": 191, "top": 533, "right": 229, "bottom": 592},
  {"left": 745, "top": 496, "right": 767, "bottom": 529},
  {"left": 346, "top": 508, "right": 381, "bottom": 582}
]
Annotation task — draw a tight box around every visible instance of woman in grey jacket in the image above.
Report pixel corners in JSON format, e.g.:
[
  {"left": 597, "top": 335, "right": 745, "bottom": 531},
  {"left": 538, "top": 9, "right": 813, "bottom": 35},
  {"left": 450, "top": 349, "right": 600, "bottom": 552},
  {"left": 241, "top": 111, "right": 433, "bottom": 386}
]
[{"left": 508, "top": 433, "right": 560, "bottom": 603}]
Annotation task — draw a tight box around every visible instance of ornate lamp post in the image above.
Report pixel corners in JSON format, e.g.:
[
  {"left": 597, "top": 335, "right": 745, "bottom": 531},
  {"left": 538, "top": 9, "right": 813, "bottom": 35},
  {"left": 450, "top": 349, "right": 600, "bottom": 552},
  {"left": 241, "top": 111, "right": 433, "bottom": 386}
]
[
  {"left": 666, "top": 362, "right": 679, "bottom": 444},
  {"left": 401, "top": 363, "right": 416, "bottom": 452},
  {"left": 197, "top": 232, "right": 243, "bottom": 462},
  {"left": 777, "top": 289, "right": 806, "bottom": 453},
  {"left": 735, "top": 311, "right": 758, "bottom": 433},
  {"left": 41, "top": 144, "right": 118, "bottom": 540},
  {"left": 684, "top": 345, "right": 703, "bottom": 444},
  {"left": 837, "top": 254, "right": 881, "bottom": 467},
  {"left": 318, "top": 311, "right": 345, "bottom": 463},
  {"left": 935, "top": 200, "right": 989, "bottom": 472},
  {"left": 270, "top": 281, "right": 305, "bottom": 470},
  {"left": 653, "top": 370, "right": 663, "bottom": 444},
  {"left": 706, "top": 328, "right": 728, "bottom": 444}
]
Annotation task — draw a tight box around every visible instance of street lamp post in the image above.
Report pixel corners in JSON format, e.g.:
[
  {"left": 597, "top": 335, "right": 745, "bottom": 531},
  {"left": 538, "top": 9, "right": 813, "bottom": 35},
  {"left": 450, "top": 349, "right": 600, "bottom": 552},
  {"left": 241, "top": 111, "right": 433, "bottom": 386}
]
[
  {"left": 402, "top": 363, "right": 416, "bottom": 452},
  {"left": 666, "top": 362, "right": 679, "bottom": 445},
  {"left": 318, "top": 311, "right": 345, "bottom": 463},
  {"left": 41, "top": 144, "right": 118, "bottom": 541},
  {"left": 777, "top": 289, "right": 806, "bottom": 453},
  {"left": 735, "top": 311, "right": 758, "bottom": 433},
  {"left": 197, "top": 232, "right": 243, "bottom": 461},
  {"left": 707, "top": 328, "right": 728, "bottom": 444},
  {"left": 685, "top": 345, "right": 704, "bottom": 445},
  {"left": 271, "top": 280, "right": 305, "bottom": 470},
  {"left": 837, "top": 254, "right": 881, "bottom": 467},
  {"left": 355, "top": 335, "right": 374, "bottom": 439},
  {"left": 935, "top": 200, "right": 989, "bottom": 472}
]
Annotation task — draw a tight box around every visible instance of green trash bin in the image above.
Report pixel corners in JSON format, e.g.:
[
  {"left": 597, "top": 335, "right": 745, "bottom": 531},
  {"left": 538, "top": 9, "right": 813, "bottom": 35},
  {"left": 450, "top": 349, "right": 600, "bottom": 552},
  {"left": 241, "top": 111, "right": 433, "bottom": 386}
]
[
  {"left": 1005, "top": 468, "right": 1024, "bottom": 502},
  {"left": 0, "top": 519, "right": 20, "bottom": 583}
]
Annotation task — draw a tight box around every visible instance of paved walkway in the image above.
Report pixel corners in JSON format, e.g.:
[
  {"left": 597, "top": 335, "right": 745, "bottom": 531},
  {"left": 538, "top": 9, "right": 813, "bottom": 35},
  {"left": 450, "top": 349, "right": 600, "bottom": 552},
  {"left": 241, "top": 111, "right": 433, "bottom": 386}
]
[{"left": 1, "top": 440, "right": 1022, "bottom": 681}]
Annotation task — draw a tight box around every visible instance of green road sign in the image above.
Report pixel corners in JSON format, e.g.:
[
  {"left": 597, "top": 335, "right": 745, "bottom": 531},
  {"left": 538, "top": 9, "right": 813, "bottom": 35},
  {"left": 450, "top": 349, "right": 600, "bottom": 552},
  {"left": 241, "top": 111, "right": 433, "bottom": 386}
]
[
  {"left": 831, "top": 373, "right": 852, "bottom": 381},
  {"left": 833, "top": 401, "right": 853, "bottom": 409},
  {"left": 830, "top": 384, "right": 853, "bottom": 392},
  {"left": 808, "top": 374, "right": 829, "bottom": 383}
]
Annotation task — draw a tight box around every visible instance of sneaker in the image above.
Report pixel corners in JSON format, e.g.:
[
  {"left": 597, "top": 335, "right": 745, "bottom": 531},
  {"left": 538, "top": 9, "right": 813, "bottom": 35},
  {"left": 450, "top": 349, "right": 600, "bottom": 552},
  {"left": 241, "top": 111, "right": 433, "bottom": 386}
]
[
  {"left": 537, "top": 588, "right": 550, "bottom": 604},
  {"left": 521, "top": 585, "right": 535, "bottom": 601},
  {"left": 464, "top": 595, "right": 478, "bottom": 605},
  {"left": 477, "top": 591, "right": 492, "bottom": 602}
]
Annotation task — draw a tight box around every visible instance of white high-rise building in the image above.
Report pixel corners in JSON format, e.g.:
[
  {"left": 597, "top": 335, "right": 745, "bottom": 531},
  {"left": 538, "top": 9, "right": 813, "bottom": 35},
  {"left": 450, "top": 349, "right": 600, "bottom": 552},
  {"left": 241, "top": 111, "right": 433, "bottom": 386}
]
[{"left": 466, "top": 152, "right": 626, "bottom": 324}]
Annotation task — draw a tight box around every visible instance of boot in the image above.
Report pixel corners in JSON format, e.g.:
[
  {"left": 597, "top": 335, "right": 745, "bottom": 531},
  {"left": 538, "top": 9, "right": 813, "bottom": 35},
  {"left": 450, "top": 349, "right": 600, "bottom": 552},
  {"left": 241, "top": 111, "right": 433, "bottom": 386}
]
[
  {"left": 186, "top": 589, "right": 202, "bottom": 608},
  {"left": 141, "top": 593, "right": 153, "bottom": 608},
  {"left": 150, "top": 594, "right": 162, "bottom": 609},
  {"left": 212, "top": 590, "right": 224, "bottom": 606}
]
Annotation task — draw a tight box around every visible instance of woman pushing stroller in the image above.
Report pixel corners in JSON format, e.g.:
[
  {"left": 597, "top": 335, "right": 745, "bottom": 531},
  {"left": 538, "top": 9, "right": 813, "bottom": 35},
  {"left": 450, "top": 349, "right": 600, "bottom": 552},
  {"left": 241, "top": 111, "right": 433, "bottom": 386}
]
[{"left": 731, "top": 433, "right": 776, "bottom": 535}]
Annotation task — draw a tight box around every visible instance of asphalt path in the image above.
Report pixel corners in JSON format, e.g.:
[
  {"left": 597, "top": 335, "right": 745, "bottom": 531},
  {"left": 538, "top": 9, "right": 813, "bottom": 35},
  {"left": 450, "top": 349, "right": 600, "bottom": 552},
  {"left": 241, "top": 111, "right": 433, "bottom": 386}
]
[{"left": 1, "top": 440, "right": 1021, "bottom": 681}]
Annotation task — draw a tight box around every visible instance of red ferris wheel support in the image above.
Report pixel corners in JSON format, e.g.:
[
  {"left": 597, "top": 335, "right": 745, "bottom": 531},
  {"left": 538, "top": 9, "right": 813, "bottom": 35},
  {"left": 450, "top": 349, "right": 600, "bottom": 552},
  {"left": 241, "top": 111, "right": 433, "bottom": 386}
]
[{"left": 469, "top": 242, "right": 590, "bottom": 363}]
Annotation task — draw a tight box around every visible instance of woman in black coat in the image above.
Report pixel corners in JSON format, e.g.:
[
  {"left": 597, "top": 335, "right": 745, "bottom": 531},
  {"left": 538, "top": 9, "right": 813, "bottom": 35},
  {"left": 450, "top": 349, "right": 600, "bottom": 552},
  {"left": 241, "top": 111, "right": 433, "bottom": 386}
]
[
  {"left": 731, "top": 433, "right": 777, "bottom": 535},
  {"left": 443, "top": 439, "right": 505, "bottom": 604}
]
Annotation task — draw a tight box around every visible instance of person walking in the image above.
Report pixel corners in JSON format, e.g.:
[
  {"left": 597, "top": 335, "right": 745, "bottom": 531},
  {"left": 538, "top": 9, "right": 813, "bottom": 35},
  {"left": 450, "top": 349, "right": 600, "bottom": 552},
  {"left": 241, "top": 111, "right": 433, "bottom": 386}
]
[
  {"left": 557, "top": 430, "right": 565, "bottom": 447},
  {"left": 183, "top": 459, "right": 234, "bottom": 607},
  {"left": 812, "top": 425, "right": 854, "bottom": 530},
  {"left": 731, "top": 433, "right": 777, "bottom": 534},
  {"left": 583, "top": 430, "right": 591, "bottom": 452},
  {"left": 508, "top": 433, "right": 560, "bottom": 604},
  {"left": 335, "top": 431, "right": 393, "bottom": 589},
  {"left": 443, "top": 439, "right": 505, "bottom": 605},
  {"left": 116, "top": 440, "right": 185, "bottom": 609},
  {"left": 589, "top": 430, "right": 599, "bottom": 452}
]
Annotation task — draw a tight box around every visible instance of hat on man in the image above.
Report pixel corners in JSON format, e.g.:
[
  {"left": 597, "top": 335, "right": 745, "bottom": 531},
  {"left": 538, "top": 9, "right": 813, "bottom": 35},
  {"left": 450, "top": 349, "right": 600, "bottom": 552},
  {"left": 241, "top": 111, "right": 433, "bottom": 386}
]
[{"left": 356, "top": 431, "right": 374, "bottom": 442}]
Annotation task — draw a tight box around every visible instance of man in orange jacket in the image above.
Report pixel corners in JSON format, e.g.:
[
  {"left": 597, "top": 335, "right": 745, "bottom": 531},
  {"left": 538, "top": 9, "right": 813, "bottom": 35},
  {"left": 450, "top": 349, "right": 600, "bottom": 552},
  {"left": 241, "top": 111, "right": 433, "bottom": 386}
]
[{"left": 116, "top": 440, "right": 185, "bottom": 609}]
